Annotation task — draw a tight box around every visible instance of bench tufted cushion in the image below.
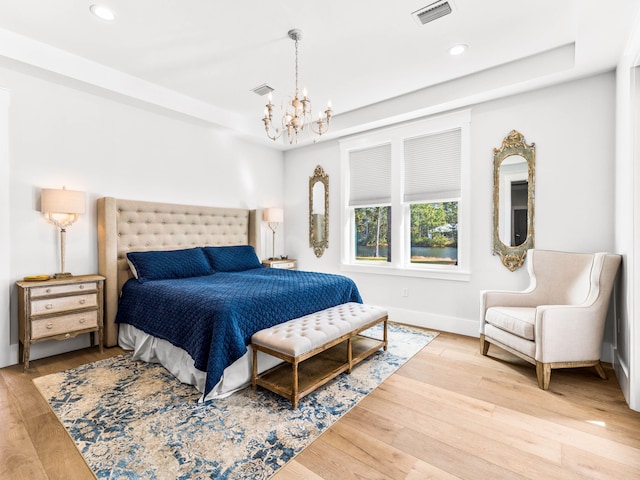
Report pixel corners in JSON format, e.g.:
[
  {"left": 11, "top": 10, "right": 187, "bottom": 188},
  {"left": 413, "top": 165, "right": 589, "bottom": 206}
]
[{"left": 252, "top": 302, "right": 388, "bottom": 357}]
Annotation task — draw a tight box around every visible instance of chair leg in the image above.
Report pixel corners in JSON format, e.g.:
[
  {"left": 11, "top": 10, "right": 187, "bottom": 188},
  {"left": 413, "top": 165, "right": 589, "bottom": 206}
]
[
  {"left": 594, "top": 361, "right": 608, "bottom": 380},
  {"left": 480, "top": 334, "right": 490, "bottom": 356},
  {"left": 536, "top": 361, "right": 551, "bottom": 390}
]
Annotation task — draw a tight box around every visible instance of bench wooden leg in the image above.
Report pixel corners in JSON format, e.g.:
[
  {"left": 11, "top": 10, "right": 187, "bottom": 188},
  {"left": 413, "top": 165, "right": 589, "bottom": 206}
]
[
  {"left": 347, "top": 337, "right": 353, "bottom": 373},
  {"left": 251, "top": 348, "right": 257, "bottom": 390},
  {"left": 383, "top": 320, "right": 388, "bottom": 351},
  {"left": 291, "top": 360, "right": 299, "bottom": 409}
]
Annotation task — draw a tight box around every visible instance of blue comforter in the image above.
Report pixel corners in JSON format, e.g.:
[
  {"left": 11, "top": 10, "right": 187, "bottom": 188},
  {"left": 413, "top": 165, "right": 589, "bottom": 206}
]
[{"left": 116, "top": 268, "right": 362, "bottom": 397}]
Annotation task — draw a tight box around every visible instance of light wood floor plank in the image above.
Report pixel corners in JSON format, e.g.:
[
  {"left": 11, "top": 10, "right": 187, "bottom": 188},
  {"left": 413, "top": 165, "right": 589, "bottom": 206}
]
[
  {"left": 2, "top": 332, "right": 640, "bottom": 480},
  {"left": 293, "top": 435, "right": 390, "bottom": 479},
  {"left": 392, "top": 426, "right": 532, "bottom": 480},
  {"left": 319, "top": 420, "right": 418, "bottom": 479},
  {"left": 0, "top": 374, "right": 49, "bottom": 480},
  {"left": 404, "top": 346, "right": 640, "bottom": 443},
  {"left": 376, "top": 376, "right": 563, "bottom": 464},
  {"left": 358, "top": 390, "right": 584, "bottom": 479},
  {"left": 272, "top": 460, "right": 324, "bottom": 480},
  {"left": 404, "top": 459, "right": 462, "bottom": 480}
]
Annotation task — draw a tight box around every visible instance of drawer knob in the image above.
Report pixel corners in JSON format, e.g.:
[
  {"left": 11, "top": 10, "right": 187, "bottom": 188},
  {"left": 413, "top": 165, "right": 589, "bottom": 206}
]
[
  {"left": 46, "top": 322, "right": 53, "bottom": 329},
  {"left": 64, "top": 333, "right": 70, "bottom": 339},
  {"left": 45, "top": 304, "right": 53, "bottom": 310},
  {"left": 79, "top": 299, "right": 86, "bottom": 305},
  {"left": 79, "top": 318, "right": 86, "bottom": 324},
  {"left": 79, "top": 285, "right": 85, "bottom": 290},
  {"left": 45, "top": 288, "right": 51, "bottom": 293}
]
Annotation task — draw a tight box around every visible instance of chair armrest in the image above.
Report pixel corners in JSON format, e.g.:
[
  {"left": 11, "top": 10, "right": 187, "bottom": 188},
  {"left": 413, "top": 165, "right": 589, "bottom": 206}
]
[{"left": 534, "top": 305, "right": 606, "bottom": 363}]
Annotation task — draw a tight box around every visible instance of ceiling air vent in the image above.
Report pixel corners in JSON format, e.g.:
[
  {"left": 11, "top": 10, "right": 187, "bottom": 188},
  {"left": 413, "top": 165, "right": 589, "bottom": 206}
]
[
  {"left": 412, "top": 1, "right": 453, "bottom": 26},
  {"left": 251, "top": 84, "right": 274, "bottom": 96}
]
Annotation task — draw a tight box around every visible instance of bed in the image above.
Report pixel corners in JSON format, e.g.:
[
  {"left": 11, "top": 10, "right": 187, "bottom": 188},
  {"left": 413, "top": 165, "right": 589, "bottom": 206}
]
[{"left": 97, "top": 197, "right": 362, "bottom": 401}]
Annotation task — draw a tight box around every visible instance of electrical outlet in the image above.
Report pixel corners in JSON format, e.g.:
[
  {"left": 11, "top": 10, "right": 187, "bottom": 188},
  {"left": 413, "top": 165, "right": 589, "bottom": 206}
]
[{"left": 402, "top": 288, "right": 408, "bottom": 297}]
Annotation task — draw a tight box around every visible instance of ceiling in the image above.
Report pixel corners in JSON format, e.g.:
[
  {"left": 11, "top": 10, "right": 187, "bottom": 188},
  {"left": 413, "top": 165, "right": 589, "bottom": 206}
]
[{"left": 0, "top": 0, "right": 639, "bottom": 148}]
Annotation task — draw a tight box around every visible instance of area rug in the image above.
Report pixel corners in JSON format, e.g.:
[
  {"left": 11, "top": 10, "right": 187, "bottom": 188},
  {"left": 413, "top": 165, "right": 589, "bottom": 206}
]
[{"left": 33, "top": 323, "right": 436, "bottom": 479}]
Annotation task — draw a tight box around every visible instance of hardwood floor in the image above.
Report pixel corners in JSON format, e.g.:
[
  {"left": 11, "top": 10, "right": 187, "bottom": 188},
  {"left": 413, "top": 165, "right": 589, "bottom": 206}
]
[{"left": 2, "top": 332, "right": 639, "bottom": 479}]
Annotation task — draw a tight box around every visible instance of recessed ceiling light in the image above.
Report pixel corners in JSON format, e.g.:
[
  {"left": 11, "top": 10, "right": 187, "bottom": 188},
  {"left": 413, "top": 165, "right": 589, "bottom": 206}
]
[
  {"left": 89, "top": 4, "right": 116, "bottom": 21},
  {"left": 449, "top": 44, "right": 467, "bottom": 56}
]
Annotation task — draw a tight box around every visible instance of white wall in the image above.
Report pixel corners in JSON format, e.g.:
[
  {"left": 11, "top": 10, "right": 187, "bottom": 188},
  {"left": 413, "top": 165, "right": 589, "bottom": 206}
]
[
  {"left": 1, "top": 65, "right": 284, "bottom": 366},
  {"left": 0, "top": 88, "right": 10, "bottom": 368},
  {"left": 285, "top": 72, "right": 616, "bottom": 349}
]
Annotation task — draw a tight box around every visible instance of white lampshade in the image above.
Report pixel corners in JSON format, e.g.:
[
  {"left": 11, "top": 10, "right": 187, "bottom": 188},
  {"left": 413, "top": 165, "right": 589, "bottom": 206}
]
[
  {"left": 263, "top": 207, "right": 284, "bottom": 223},
  {"left": 41, "top": 187, "right": 86, "bottom": 214}
]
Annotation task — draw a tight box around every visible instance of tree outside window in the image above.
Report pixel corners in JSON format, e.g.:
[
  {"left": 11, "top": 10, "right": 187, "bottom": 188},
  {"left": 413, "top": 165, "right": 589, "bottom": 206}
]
[
  {"left": 355, "top": 206, "right": 391, "bottom": 261},
  {"left": 410, "top": 202, "right": 457, "bottom": 265}
]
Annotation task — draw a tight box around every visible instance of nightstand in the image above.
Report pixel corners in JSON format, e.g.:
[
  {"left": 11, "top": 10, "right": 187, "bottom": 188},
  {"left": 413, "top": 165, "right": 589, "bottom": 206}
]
[
  {"left": 262, "top": 259, "right": 297, "bottom": 270},
  {"left": 17, "top": 274, "right": 104, "bottom": 371}
]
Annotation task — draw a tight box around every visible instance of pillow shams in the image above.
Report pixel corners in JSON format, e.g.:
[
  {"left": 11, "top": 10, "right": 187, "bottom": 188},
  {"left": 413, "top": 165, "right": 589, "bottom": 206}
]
[
  {"left": 127, "top": 247, "right": 213, "bottom": 283},
  {"left": 202, "top": 245, "right": 263, "bottom": 272}
]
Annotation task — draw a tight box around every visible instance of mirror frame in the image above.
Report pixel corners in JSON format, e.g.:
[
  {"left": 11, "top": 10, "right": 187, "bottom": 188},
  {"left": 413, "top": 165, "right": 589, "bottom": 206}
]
[
  {"left": 309, "top": 165, "right": 329, "bottom": 258},
  {"left": 492, "top": 130, "right": 536, "bottom": 271}
]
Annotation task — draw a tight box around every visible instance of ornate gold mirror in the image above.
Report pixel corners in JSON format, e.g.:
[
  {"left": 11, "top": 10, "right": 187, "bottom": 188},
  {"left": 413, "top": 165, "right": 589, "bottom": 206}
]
[
  {"left": 309, "top": 165, "right": 329, "bottom": 258},
  {"left": 492, "top": 130, "right": 535, "bottom": 271}
]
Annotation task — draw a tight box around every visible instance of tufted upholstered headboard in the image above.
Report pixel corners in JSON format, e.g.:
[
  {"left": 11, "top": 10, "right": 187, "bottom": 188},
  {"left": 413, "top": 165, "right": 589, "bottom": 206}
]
[{"left": 97, "top": 197, "right": 259, "bottom": 347}]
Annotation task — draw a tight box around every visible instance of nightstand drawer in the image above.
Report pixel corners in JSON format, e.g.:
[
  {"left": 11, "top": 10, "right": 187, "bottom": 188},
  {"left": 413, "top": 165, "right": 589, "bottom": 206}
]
[
  {"left": 31, "top": 311, "right": 98, "bottom": 339},
  {"left": 262, "top": 259, "right": 297, "bottom": 270},
  {"left": 31, "top": 293, "right": 97, "bottom": 315},
  {"left": 271, "top": 261, "right": 296, "bottom": 269},
  {"left": 30, "top": 282, "right": 98, "bottom": 298}
]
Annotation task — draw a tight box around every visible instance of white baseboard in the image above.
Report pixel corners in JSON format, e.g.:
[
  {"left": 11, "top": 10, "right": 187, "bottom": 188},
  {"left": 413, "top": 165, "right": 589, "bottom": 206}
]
[
  {"left": 601, "top": 341, "right": 615, "bottom": 365},
  {"left": 613, "top": 347, "right": 632, "bottom": 407},
  {"left": 385, "top": 306, "right": 479, "bottom": 338}
]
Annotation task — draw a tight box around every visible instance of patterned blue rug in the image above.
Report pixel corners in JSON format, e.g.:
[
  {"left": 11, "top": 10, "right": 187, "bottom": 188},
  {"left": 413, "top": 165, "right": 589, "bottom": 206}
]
[{"left": 34, "top": 323, "right": 436, "bottom": 479}]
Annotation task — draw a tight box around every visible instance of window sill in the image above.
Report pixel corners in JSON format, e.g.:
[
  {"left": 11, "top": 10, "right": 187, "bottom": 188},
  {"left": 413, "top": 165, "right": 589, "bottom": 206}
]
[{"left": 339, "top": 262, "right": 470, "bottom": 282}]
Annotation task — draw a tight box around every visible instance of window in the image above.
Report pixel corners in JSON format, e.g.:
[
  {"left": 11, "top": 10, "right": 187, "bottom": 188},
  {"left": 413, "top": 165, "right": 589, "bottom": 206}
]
[
  {"left": 340, "top": 111, "right": 470, "bottom": 280},
  {"left": 349, "top": 143, "right": 392, "bottom": 262},
  {"left": 404, "top": 128, "right": 461, "bottom": 266}
]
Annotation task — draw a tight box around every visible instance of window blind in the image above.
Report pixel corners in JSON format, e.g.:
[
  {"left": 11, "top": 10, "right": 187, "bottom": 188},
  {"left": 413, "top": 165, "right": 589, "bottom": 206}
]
[
  {"left": 403, "top": 128, "right": 461, "bottom": 203},
  {"left": 349, "top": 143, "right": 392, "bottom": 206}
]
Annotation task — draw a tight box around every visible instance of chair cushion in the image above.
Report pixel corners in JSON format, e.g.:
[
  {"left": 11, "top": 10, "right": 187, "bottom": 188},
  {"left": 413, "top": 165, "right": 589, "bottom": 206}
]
[{"left": 485, "top": 307, "right": 536, "bottom": 340}]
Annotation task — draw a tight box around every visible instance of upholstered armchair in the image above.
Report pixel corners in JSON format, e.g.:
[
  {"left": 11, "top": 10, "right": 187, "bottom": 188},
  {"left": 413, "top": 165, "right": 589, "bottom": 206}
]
[{"left": 480, "top": 249, "right": 621, "bottom": 390}]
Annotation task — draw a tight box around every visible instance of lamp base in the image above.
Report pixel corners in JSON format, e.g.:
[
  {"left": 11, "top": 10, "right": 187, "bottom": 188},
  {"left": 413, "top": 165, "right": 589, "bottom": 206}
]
[{"left": 54, "top": 272, "right": 73, "bottom": 279}]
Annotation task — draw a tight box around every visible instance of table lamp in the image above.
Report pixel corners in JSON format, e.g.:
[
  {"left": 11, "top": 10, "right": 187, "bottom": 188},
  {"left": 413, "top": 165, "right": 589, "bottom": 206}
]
[
  {"left": 263, "top": 208, "right": 284, "bottom": 260},
  {"left": 40, "top": 186, "right": 86, "bottom": 278}
]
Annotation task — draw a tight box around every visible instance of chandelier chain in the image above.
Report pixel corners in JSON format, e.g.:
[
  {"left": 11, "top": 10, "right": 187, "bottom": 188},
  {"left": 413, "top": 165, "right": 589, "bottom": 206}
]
[{"left": 294, "top": 37, "right": 299, "bottom": 97}]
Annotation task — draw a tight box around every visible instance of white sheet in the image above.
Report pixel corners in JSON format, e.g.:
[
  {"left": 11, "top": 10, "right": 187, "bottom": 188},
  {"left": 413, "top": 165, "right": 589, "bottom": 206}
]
[{"left": 118, "top": 323, "right": 282, "bottom": 402}]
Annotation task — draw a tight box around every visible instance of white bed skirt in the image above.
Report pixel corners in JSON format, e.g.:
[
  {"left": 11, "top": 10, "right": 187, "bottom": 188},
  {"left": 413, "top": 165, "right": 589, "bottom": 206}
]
[{"left": 118, "top": 324, "right": 282, "bottom": 402}]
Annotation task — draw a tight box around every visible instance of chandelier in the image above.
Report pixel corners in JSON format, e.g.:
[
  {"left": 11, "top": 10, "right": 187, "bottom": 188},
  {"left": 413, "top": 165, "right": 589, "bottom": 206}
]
[{"left": 262, "top": 29, "right": 332, "bottom": 144}]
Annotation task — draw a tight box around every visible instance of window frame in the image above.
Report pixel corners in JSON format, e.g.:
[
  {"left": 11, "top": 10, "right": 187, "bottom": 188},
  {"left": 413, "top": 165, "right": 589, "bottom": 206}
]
[{"left": 340, "top": 110, "right": 471, "bottom": 281}]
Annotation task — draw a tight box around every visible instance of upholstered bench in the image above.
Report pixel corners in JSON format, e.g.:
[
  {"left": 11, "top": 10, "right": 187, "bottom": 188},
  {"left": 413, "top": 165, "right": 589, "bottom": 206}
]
[{"left": 251, "top": 302, "right": 388, "bottom": 408}]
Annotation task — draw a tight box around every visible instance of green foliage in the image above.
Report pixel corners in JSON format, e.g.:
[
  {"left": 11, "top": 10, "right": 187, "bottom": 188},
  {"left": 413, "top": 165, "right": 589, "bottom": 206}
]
[
  {"left": 354, "top": 202, "right": 458, "bottom": 260},
  {"left": 410, "top": 202, "right": 458, "bottom": 247},
  {"left": 355, "top": 207, "right": 390, "bottom": 246}
]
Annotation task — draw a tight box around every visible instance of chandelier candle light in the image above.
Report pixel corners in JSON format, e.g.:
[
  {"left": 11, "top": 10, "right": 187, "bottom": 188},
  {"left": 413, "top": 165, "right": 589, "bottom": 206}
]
[
  {"left": 262, "top": 29, "right": 332, "bottom": 144},
  {"left": 263, "top": 208, "right": 284, "bottom": 260},
  {"left": 40, "top": 186, "right": 86, "bottom": 278}
]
